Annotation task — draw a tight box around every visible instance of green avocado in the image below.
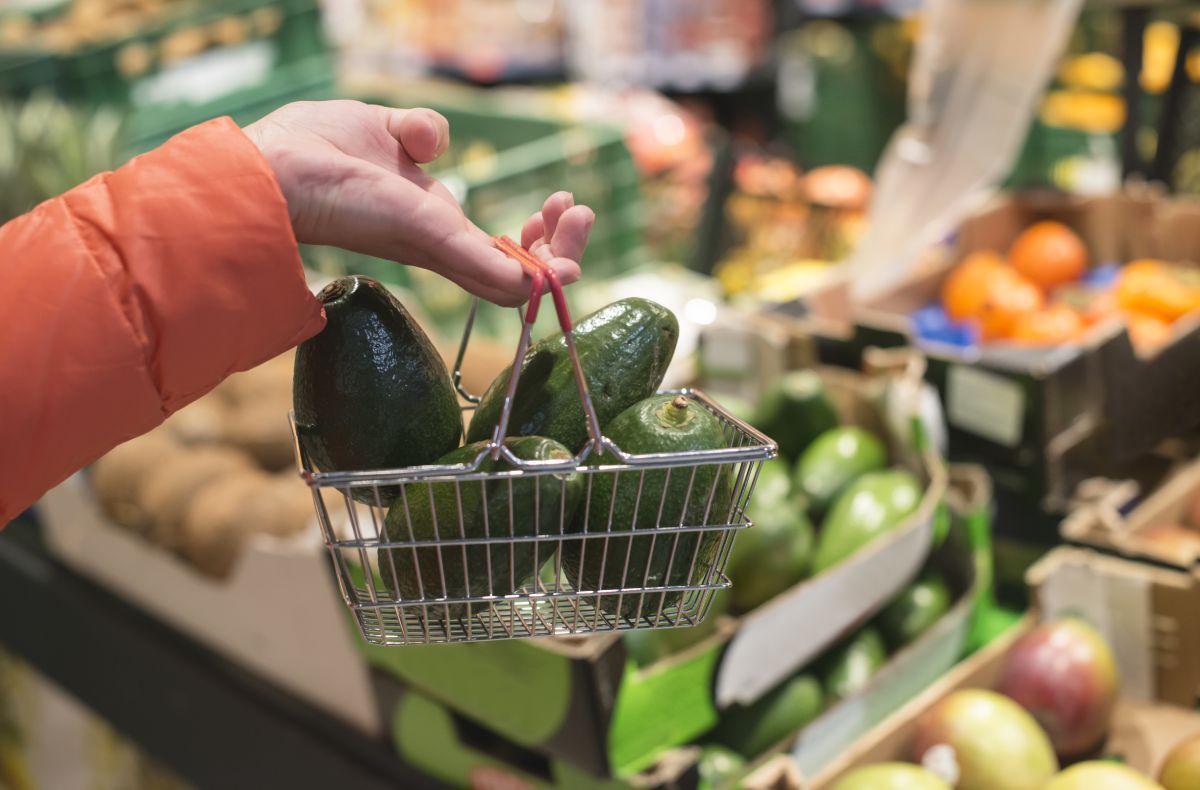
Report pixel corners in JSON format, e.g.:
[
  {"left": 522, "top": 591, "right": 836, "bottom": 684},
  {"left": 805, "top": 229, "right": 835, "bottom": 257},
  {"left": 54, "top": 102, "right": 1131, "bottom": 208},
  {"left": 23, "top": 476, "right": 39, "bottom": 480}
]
[
  {"left": 562, "top": 394, "right": 730, "bottom": 620},
  {"left": 727, "top": 460, "right": 813, "bottom": 613},
  {"left": 293, "top": 276, "right": 462, "bottom": 502},
  {"left": 819, "top": 627, "right": 888, "bottom": 702},
  {"left": 379, "top": 436, "right": 581, "bottom": 619},
  {"left": 466, "top": 298, "right": 679, "bottom": 452},
  {"left": 875, "top": 574, "right": 952, "bottom": 649},
  {"left": 755, "top": 370, "right": 840, "bottom": 463},
  {"left": 714, "top": 393, "right": 758, "bottom": 429},
  {"left": 795, "top": 427, "right": 887, "bottom": 516},
  {"left": 711, "top": 673, "right": 825, "bottom": 758},
  {"left": 812, "top": 469, "right": 923, "bottom": 574}
]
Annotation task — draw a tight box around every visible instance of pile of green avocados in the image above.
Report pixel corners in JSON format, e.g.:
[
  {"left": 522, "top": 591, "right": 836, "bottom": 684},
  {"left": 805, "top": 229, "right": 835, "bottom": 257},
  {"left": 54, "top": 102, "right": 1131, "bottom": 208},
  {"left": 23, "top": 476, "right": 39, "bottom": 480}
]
[
  {"left": 724, "top": 369, "right": 927, "bottom": 615},
  {"left": 292, "top": 276, "right": 736, "bottom": 616},
  {"left": 696, "top": 569, "right": 955, "bottom": 771}
]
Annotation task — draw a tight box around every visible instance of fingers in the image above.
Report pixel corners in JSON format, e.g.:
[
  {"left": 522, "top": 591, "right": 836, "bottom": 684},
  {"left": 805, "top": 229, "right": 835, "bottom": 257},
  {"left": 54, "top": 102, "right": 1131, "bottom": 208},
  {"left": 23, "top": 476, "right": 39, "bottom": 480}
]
[
  {"left": 520, "top": 212, "right": 545, "bottom": 249},
  {"left": 384, "top": 107, "right": 449, "bottom": 164},
  {"left": 540, "top": 191, "right": 573, "bottom": 242},
  {"left": 517, "top": 197, "right": 593, "bottom": 288},
  {"left": 546, "top": 204, "right": 594, "bottom": 264}
]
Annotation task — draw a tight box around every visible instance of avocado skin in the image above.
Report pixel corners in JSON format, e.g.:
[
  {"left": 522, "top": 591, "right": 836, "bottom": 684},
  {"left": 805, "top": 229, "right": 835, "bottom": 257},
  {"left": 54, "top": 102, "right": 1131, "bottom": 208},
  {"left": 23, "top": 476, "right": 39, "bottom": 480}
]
[
  {"left": 755, "top": 370, "right": 839, "bottom": 463},
  {"left": 811, "top": 469, "right": 923, "bottom": 574},
  {"left": 379, "top": 436, "right": 581, "bottom": 621},
  {"left": 562, "top": 394, "right": 731, "bottom": 620},
  {"left": 727, "top": 459, "right": 813, "bottom": 613},
  {"left": 874, "top": 574, "right": 952, "bottom": 649},
  {"left": 293, "top": 276, "right": 462, "bottom": 501},
  {"left": 466, "top": 298, "right": 679, "bottom": 452},
  {"left": 794, "top": 426, "right": 887, "bottom": 517},
  {"left": 818, "top": 626, "right": 888, "bottom": 702},
  {"left": 711, "top": 673, "right": 825, "bottom": 758}
]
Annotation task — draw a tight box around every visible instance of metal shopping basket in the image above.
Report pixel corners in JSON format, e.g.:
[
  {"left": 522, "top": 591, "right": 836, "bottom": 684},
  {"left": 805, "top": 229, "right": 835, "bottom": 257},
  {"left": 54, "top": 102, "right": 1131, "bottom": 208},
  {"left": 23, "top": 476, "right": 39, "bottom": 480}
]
[{"left": 293, "top": 238, "right": 777, "bottom": 645}]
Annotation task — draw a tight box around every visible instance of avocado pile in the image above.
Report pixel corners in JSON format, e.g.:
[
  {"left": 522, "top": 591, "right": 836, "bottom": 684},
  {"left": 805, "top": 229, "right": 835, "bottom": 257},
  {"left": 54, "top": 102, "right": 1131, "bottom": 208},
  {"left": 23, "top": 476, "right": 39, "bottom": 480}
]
[
  {"left": 702, "top": 569, "right": 954, "bottom": 761},
  {"left": 294, "top": 277, "right": 734, "bottom": 619},
  {"left": 724, "top": 370, "right": 926, "bottom": 615}
]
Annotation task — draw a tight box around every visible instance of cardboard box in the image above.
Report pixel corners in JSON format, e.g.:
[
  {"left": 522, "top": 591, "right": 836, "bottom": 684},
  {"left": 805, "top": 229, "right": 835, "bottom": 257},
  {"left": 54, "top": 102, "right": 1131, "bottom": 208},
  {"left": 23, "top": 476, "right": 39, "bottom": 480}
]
[
  {"left": 37, "top": 474, "right": 382, "bottom": 736},
  {"left": 778, "top": 188, "right": 1200, "bottom": 511},
  {"left": 810, "top": 617, "right": 1200, "bottom": 789},
  {"left": 1061, "top": 453, "right": 1200, "bottom": 569}
]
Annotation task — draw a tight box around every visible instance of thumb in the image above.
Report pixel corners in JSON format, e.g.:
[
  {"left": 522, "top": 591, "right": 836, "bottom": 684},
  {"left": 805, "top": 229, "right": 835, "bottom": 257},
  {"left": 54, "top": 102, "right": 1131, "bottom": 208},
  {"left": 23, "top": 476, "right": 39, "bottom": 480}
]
[{"left": 379, "top": 106, "right": 449, "bottom": 164}]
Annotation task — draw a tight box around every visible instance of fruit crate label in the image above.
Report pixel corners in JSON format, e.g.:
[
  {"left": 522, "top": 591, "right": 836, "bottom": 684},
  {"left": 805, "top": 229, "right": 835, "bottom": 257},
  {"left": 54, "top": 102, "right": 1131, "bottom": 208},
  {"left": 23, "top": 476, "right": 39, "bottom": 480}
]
[{"left": 945, "top": 365, "right": 1024, "bottom": 448}]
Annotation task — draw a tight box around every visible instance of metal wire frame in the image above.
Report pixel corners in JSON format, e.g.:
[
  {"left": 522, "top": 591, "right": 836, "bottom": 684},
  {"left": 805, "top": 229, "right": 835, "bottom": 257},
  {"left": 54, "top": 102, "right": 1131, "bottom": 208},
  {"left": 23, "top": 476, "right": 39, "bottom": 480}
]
[
  {"left": 292, "top": 389, "right": 774, "bottom": 645},
  {"left": 296, "top": 241, "right": 774, "bottom": 644}
]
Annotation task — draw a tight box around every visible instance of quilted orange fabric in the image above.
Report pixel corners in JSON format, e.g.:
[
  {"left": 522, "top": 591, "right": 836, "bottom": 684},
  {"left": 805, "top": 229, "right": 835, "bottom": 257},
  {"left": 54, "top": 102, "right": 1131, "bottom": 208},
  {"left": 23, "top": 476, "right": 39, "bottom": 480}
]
[{"left": 0, "top": 117, "right": 324, "bottom": 522}]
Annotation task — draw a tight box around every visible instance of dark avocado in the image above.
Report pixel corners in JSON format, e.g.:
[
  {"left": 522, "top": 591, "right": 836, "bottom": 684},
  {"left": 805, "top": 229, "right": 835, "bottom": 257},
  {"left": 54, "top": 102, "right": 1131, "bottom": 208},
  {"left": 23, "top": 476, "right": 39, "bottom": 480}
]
[{"left": 293, "top": 276, "right": 461, "bottom": 502}]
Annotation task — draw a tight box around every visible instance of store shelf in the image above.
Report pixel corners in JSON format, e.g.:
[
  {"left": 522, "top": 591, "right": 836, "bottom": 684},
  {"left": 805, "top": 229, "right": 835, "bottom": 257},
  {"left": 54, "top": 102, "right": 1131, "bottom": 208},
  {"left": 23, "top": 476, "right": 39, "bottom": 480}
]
[{"left": 0, "top": 518, "right": 443, "bottom": 790}]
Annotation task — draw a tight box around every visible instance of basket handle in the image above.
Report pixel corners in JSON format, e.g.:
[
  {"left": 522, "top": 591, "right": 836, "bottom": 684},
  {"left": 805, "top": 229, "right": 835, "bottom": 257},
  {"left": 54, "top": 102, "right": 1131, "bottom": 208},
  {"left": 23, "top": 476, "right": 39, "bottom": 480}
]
[{"left": 480, "top": 236, "right": 605, "bottom": 460}]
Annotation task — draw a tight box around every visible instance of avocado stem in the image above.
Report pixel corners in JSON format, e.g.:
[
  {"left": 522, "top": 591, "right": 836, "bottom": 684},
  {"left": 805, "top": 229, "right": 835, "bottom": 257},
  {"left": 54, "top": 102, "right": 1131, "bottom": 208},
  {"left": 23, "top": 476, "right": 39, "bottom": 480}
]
[{"left": 657, "top": 396, "right": 694, "bottom": 429}]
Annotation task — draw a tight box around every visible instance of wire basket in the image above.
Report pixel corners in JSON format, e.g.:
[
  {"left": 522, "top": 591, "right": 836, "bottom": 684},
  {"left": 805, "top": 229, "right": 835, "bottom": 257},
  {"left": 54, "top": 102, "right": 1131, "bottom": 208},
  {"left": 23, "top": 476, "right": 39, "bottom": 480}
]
[{"left": 294, "top": 239, "right": 776, "bottom": 646}]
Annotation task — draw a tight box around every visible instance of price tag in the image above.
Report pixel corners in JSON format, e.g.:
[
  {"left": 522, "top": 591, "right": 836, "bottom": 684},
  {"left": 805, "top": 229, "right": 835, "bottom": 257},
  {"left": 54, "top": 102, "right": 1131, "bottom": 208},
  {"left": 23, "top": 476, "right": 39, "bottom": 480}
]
[{"left": 945, "top": 365, "right": 1025, "bottom": 448}]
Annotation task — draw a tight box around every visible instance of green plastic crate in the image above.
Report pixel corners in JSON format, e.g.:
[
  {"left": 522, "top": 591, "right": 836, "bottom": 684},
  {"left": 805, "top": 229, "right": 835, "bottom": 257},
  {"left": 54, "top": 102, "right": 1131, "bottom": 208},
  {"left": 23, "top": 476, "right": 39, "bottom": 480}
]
[{"left": 0, "top": 0, "right": 327, "bottom": 106}]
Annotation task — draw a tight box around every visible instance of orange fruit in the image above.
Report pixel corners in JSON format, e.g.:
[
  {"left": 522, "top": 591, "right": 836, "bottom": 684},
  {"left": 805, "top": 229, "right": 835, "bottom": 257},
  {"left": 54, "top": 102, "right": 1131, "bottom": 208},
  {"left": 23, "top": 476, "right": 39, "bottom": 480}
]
[
  {"left": 1116, "top": 259, "right": 1200, "bottom": 323},
  {"left": 1009, "top": 304, "right": 1086, "bottom": 344},
  {"left": 979, "top": 268, "right": 1045, "bottom": 340},
  {"left": 1009, "top": 220, "right": 1089, "bottom": 290},
  {"left": 1126, "top": 312, "right": 1173, "bottom": 352},
  {"left": 941, "top": 250, "right": 1006, "bottom": 321},
  {"left": 1083, "top": 289, "right": 1120, "bottom": 325}
]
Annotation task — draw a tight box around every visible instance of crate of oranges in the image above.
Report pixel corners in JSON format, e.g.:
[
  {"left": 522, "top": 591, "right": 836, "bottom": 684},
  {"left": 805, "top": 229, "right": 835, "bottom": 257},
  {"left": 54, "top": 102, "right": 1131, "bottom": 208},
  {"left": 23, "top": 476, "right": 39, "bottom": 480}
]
[{"left": 775, "top": 188, "right": 1200, "bottom": 512}]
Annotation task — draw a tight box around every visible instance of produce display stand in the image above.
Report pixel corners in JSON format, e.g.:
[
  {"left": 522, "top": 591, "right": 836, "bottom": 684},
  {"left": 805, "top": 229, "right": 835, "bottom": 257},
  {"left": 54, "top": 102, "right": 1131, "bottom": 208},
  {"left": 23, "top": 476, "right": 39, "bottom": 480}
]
[{"left": 0, "top": 519, "right": 442, "bottom": 790}]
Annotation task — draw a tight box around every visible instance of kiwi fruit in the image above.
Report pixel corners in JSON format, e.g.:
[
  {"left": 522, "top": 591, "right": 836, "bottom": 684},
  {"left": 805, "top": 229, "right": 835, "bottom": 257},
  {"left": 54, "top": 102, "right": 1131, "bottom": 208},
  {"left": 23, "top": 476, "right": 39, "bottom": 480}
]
[
  {"left": 90, "top": 429, "right": 181, "bottom": 532},
  {"left": 138, "top": 447, "right": 255, "bottom": 549},
  {"left": 180, "top": 472, "right": 272, "bottom": 578},
  {"left": 223, "top": 393, "right": 295, "bottom": 471},
  {"left": 247, "top": 474, "right": 323, "bottom": 538}
]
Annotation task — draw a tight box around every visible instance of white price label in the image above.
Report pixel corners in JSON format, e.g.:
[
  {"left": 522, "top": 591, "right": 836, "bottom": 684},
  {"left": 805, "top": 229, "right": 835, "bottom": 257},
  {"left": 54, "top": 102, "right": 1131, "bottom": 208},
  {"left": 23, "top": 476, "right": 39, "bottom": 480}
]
[{"left": 945, "top": 365, "right": 1025, "bottom": 447}]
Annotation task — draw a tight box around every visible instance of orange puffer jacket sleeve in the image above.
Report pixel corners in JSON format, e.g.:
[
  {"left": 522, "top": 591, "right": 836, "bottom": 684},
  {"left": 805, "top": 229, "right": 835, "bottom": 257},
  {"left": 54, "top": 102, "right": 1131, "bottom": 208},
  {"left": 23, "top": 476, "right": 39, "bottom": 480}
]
[{"left": 0, "top": 117, "right": 325, "bottom": 523}]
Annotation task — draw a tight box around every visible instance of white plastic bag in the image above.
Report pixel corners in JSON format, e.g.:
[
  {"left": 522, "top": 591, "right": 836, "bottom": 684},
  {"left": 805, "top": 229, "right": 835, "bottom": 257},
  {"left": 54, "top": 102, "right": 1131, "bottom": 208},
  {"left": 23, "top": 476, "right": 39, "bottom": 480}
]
[{"left": 846, "top": 0, "right": 1085, "bottom": 301}]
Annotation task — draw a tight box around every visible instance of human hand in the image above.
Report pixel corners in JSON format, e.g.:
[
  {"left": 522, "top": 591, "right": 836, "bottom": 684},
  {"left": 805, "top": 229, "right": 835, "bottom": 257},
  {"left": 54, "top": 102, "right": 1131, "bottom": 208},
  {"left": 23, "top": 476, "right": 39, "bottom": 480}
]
[{"left": 243, "top": 100, "right": 593, "bottom": 306}]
